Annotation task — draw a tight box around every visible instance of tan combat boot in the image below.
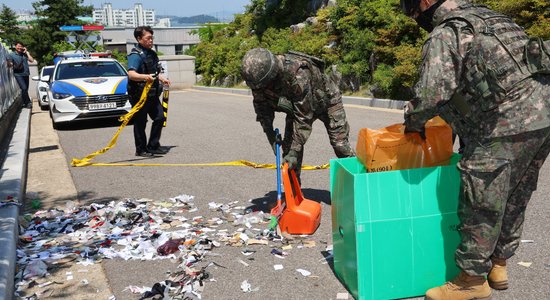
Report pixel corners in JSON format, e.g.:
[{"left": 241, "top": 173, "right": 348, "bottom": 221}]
[
  {"left": 488, "top": 257, "right": 508, "bottom": 290},
  {"left": 425, "top": 271, "right": 492, "bottom": 300}
]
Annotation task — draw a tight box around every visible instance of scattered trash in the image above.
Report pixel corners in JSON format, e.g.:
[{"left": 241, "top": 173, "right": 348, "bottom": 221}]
[
  {"left": 23, "top": 260, "right": 48, "bottom": 280},
  {"left": 518, "top": 261, "right": 533, "bottom": 268},
  {"left": 337, "top": 292, "right": 350, "bottom": 299},
  {"left": 124, "top": 285, "right": 151, "bottom": 294},
  {"left": 157, "top": 238, "right": 185, "bottom": 256},
  {"left": 241, "top": 280, "right": 252, "bottom": 292},
  {"left": 270, "top": 249, "right": 287, "bottom": 259},
  {"left": 520, "top": 239, "right": 535, "bottom": 243},
  {"left": 238, "top": 259, "right": 250, "bottom": 267},
  {"left": 14, "top": 193, "right": 323, "bottom": 298},
  {"left": 0, "top": 195, "right": 21, "bottom": 208},
  {"left": 30, "top": 198, "right": 41, "bottom": 210},
  {"left": 241, "top": 249, "right": 256, "bottom": 256},
  {"left": 303, "top": 240, "right": 316, "bottom": 248}
]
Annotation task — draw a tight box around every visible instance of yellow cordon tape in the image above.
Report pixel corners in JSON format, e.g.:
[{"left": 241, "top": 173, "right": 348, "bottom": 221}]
[{"left": 70, "top": 82, "right": 329, "bottom": 170}]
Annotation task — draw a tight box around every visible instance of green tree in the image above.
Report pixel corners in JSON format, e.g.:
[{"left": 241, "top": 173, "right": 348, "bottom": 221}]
[
  {"left": 329, "top": 0, "right": 425, "bottom": 98},
  {"left": 475, "top": 0, "right": 550, "bottom": 39},
  {"left": 0, "top": 4, "right": 22, "bottom": 47},
  {"left": 25, "top": 0, "right": 92, "bottom": 66}
]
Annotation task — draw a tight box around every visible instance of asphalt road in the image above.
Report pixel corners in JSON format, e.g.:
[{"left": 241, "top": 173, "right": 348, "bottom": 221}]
[{"left": 55, "top": 89, "right": 550, "bottom": 300}]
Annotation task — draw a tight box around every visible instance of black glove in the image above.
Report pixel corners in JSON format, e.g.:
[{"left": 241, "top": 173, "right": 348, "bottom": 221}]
[
  {"left": 283, "top": 150, "right": 299, "bottom": 170},
  {"left": 404, "top": 113, "right": 426, "bottom": 139},
  {"left": 404, "top": 125, "right": 426, "bottom": 140}
]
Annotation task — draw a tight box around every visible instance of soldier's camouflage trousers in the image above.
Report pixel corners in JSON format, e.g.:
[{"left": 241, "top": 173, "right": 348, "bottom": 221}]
[
  {"left": 281, "top": 102, "right": 354, "bottom": 178},
  {"left": 456, "top": 127, "right": 550, "bottom": 276}
]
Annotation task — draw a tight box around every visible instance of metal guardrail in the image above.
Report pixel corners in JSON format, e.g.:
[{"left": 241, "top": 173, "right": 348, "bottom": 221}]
[
  {"left": 0, "top": 42, "right": 22, "bottom": 145},
  {"left": 0, "top": 43, "right": 20, "bottom": 119}
]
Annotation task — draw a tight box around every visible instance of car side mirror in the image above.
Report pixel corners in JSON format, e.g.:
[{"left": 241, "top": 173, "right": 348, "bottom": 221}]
[
  {"left": 32, "top": 75, "right": 40, "bottom": 81},
  {"left": 41, "top": 75, "right": 50, "bottom": 82}
]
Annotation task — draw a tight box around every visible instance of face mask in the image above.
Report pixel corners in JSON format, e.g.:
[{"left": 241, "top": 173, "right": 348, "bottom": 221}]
[{"left": 414, "top": 0, "right": 446, "bottom": 32}]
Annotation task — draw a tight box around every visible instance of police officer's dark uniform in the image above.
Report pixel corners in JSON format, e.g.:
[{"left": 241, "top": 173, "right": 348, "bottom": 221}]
[{"left": 127, "top": 44, "right": 166, "bottom": 156}]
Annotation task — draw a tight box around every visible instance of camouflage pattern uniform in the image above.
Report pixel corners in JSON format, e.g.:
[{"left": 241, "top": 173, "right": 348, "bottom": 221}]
[
  {"left": 404, "top": 0, "right": 550, "bottom": 276},
  {"left": 251, "top": 52, "right": 354, "bottom": 173}
]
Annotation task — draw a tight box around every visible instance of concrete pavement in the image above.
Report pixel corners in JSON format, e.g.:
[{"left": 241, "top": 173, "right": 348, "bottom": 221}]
[{"left": 0, "top": 87, "right": 404, "bottom": 299}]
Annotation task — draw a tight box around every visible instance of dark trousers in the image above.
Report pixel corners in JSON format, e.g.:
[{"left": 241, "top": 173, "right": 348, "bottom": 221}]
[
  {"left": 131, "top": 95, "right": 165, "bottom": 153},
  {"left": 15, "top": 76, "right": 31, "bottom": 106}
]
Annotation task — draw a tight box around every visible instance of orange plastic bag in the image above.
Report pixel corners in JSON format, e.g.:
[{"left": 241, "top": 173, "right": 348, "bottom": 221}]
[{"left": 356, "top": 117, "right": 453, "bottom": 172}]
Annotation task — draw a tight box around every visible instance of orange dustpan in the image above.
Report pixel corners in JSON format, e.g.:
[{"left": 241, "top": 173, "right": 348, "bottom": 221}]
[{"left": 277, "top": 163, "right": 322, "bottom": 235}]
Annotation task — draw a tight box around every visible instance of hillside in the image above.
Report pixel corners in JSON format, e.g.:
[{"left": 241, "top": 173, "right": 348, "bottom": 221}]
[{"left": 187, "top": 0, "right": 550, "bottom": 100}]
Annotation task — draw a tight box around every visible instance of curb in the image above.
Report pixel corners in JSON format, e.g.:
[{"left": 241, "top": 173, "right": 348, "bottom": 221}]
[
  {"left": 0, "top": 107, "right": 31, "bottom": 300},
  {"left": 191, "top": 86, "right": 406, "bottom": 110}
]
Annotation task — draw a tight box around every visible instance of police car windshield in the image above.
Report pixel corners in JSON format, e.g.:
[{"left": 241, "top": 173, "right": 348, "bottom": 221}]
[
  {"left": 42, "top": 67, "right": 54, "bottom": 77},
  {"left": 56, "top": 61, "right": 126, "bottom": 80}
]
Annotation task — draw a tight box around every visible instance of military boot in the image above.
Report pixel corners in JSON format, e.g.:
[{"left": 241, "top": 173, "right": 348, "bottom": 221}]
[
  {"left": 425, "top": 271, "right": 492, "bottom": 300},
  {"left": 488, "top": 258, "right": 508, "bottom": 290}
]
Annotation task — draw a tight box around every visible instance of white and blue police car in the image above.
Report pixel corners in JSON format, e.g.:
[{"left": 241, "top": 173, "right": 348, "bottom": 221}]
[{"left": 47, "top": 52, "right": 131, "bottom": 128}]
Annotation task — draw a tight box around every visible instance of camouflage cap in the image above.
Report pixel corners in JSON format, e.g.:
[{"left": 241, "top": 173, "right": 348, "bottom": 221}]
[{"left": 241, "top": 48, "right": 281, "bottom": 90}]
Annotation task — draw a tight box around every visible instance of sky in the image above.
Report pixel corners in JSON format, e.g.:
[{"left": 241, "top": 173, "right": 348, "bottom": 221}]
[{"left": 2, "top": 0, "right": 252, "bottom": 18}]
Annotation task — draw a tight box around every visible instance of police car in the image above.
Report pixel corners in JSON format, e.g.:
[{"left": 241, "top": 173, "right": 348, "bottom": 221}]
[
  {"left": 47, "top": 52, "right": 131, "bottom": 128},
  {"left": 32, "top": 65, "right": 54, "bottom": 109}
]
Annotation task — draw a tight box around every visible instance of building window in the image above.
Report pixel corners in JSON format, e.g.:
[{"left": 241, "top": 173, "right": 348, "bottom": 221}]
[{"left": 175, "top": 44, "right": 183, "bottom": 55}]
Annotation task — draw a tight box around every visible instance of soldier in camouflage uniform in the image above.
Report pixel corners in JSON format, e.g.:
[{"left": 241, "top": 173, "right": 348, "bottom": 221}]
[
  {"left": 241, "top": 48, "right": 354, "bottom": 178},
  {"left": 401, "top": 0, "right": 550, "bottom": 299}
]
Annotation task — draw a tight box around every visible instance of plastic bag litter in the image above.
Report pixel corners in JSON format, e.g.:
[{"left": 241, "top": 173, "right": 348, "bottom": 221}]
[{"left": 23, "top": 260, "right": 48, "bottom": 279}]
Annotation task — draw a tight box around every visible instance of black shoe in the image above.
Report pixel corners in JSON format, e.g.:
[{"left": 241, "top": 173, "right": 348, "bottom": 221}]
[
  {"left": 135, "top": 151, "right": 154, "bottom": 157},
  {"left": 147, "top": 147, "right": 168, "bottom": 155}
]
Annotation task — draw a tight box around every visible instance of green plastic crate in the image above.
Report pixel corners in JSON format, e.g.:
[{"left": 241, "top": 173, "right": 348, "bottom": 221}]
[{"left": 330, "top": 154, "right": 462, "bottom": 300}]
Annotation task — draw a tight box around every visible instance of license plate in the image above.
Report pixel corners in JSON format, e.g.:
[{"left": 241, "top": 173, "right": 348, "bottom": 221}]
[{"left": 88, "top": 102, "right": 117, "bottom": 110}]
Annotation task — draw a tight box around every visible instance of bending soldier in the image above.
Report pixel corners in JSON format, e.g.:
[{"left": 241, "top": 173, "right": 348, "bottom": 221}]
[
  {"left": 241, "top": 48, "right": 354, "bottom": 179},
  {"left": 401, "top": 0, "right": 550, "bottom": 299}
]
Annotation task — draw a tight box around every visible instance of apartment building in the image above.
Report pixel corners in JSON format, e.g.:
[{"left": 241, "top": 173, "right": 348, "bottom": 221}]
[{"left": 93, "top": 3, "right": 155, "bottom": 28}]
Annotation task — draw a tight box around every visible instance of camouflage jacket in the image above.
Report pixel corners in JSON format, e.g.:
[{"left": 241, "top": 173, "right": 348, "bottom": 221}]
[
  {"left": 404, "top": 0, "right": 550, "bottom": 138},
  {"left": 253, "top": 53, "right": 341, "bottom": 152}
]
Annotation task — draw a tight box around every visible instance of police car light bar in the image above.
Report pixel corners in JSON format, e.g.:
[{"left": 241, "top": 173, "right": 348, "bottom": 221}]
[
  {"left": 60, "top": 25, "right": 105, "bottom": 31},
  {"left": 58, "top": 52, "right": 112, "bottom": 60}
]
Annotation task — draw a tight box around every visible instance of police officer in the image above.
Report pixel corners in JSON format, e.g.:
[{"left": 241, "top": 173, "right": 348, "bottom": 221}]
[
  {"left": 241, "top": 48, "right": 354, "bottom": 178},
  {"left": 9, "top": 41, "right": 35, "bottom": 109},
  {"left": 127, "top": 26, "right": 171, "bottom": 157},
  {"left": 400, "top": 0, "right": 550, "bottom": 299}
]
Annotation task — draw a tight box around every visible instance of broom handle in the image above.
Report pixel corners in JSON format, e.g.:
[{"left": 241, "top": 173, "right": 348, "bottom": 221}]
[{"left": 275, "top": 128, "right": 282, "bottom": 202}]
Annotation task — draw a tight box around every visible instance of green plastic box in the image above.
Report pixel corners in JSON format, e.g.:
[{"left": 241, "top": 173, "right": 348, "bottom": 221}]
[{"left": 330, "top": 154, "right": 462, "bottom": 300}]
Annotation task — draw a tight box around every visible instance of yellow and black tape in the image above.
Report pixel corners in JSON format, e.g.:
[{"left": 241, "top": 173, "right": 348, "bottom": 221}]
[{"left": 70, "top": 82, "right": 329, "bottom": 170}]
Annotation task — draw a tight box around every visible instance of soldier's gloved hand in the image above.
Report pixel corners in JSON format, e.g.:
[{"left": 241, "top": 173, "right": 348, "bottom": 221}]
[
  {"left": 404, "top": 125, "right": 426, "bottom": 140},
  {"left": 404, "top": 114, "right": 426, "bottom": 140},
  {"left": 267, "top": 131, "right": 282, "bottom": 155},
  {"left": 283, "top": 150, "right": 299, "bottom": 170}
]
